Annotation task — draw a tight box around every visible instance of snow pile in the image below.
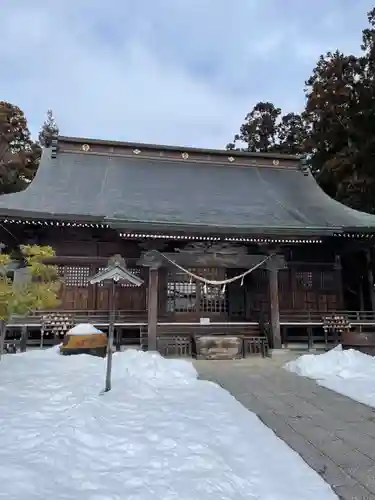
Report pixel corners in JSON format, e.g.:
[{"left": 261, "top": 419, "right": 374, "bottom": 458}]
[
  {"left": 0, "top": 349, "right": 337, "bottom": 500},
  {"left": 67, "top": 323, "right": 103, "bottom": 335},
  {"left": 285, "top": 345, "right": 375, "bottom": 407}
]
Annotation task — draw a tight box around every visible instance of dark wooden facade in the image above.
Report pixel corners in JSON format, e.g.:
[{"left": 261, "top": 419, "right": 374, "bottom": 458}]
[
  {"left": 6, "top": 225, "right": 346, "bottom": 318},
  {"left": 1, "top": 135, "right": 375, "bottom": 354},
  {"left": 3, "top": 222, "right": 374, "bottom": 342}
]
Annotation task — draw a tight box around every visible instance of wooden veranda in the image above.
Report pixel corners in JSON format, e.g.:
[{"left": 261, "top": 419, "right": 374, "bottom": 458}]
[{"left": 4, "top": 307, "right": 375, "bottom": 357}]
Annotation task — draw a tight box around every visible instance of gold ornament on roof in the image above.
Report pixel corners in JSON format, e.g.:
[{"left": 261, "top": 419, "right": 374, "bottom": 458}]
[
  {"left": 181, "top": 152, "right": 189, "bottom": 160},
  {"left": 81, "top": 144, "right": 91, "bottom": 152},
  {"left": 133, "top": 149, "right": 141, "bottom": 155},
  {"left": 273, "top": 159, "right": 280, "bottom": 166},
  {"left": 228, "top": 156, "right": 235, "bottom": 162}
]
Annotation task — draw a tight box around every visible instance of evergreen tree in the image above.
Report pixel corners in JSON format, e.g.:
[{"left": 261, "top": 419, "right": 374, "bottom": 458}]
[
  {"left": 303, "top": 15, "right": 375, "bottom": 213},
  {"left": 303, "top": 51, "right": 362, "bottom": 198},
  {"left": 227, "top": 102, "right": 307, "bottom": 155},
  {"left": 228, "top": 8, "right": 375, "bottom": 214},
  {"left": 0, "top": 101, "right": 41, "bottom": 194},
  {"left": 0, "top": 244, "right": 61, "bottom": 358},
  {"left": 227, "top": 102, "right": 282, "bottom": 152},
  {"left": 275, "top": 113, "right": 309, "bottom": 155},
  {"left": 38, "top": 109, "right": 59, "bottom": 147}
]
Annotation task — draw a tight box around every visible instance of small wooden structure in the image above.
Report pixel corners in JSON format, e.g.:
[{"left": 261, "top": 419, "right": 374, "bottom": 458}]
[
  {"left": 0, "top": 135, "right": 375, "bottom": 356},
  {"left": 89, "top": 256, "right": 143, "bottom": 390},
  {"left": 60, "top": 323, "right": 107, "bottom": 357}
]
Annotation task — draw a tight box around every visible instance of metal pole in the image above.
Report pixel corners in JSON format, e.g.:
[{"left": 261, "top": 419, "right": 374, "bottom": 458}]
[{"left": 105, "top": 280, "right": 116, "bottom": 392}]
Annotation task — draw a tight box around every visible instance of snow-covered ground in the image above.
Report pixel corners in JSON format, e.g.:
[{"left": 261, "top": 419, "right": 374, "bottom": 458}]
[
  {"left": 0, "top": 348, "right": 337, "bottom": 500},
  {"left": 285, "top": 345, "right": 375, "bottom": 408}
]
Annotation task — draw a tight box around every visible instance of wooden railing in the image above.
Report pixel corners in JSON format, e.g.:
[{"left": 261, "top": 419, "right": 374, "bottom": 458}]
[
  {"left": 281, "top": 327, "right": 340, "bottom": 349},
  {"left": 7, "top": 309, "right": 148, "bottom": 327},
  {"left": 280, "top": 310, "right": 375, "bottom": 324},
  {"left": 280, "top": 310, "right": 375, "bottom": 349},
  {"left": 7, "top": 308, "right": 375, "bottom": 327}
]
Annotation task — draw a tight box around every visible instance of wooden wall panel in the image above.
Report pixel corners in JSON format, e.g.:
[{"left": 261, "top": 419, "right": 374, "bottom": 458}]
[
  {"left": 285, "top": 267, "right": 341, "bottom": 313},
  {"left": 247, "top": 266, "right": 342, "bottom": 318},
  {"left": 57, "top": 265, "right": 91, "bottom": 310},
  {"left": 60, "top": 288, "right": 89, "bottom": 310},
  {"left": 94, "top": 266, "right": 146, "bottom": 311}
]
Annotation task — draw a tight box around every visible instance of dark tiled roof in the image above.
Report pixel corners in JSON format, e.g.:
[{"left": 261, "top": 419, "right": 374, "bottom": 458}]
[{"left": 0, "top": 143, "right": 375, "bottom": 235}]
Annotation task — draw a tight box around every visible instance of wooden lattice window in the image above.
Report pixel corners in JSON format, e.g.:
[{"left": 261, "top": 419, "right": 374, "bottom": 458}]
[
  {"left": 58, "top": 265, "right": 90, "bottom": 287},
  {"left": 96, "top": 266, "right": 142, "bottom": 287},
  {"left": 167, "top": 269, "right": 197, "bottom": 313},
  {"left": 199, "top": 268, "right": 228, "bottom": 314},
  {"left": 295, "top": 271, "right": 313, "bottom": 290},
  {"left": 167, "top": 267, "right": 228, "bottom": 313}
]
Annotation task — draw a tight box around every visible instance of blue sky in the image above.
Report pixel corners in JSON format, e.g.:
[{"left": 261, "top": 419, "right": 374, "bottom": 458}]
[{"left": 1, "top": 0, "right": 374, "bottom": 148}]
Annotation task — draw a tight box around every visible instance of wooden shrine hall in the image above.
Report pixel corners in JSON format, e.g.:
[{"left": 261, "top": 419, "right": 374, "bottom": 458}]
[{"left": 1, "top": 135, "right": 375, "bottom": 358}]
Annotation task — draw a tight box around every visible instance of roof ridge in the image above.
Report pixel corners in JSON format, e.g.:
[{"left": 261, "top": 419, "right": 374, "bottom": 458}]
[{"left": 57, "top": 135, "right": 300, "bottom": 161}]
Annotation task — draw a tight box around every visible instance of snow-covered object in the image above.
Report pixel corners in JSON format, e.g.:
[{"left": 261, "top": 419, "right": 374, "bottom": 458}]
[
  {"left": 285, "top": 345, "right": 375, "bottom": 408},
  {"left": 0, "top": 348, "right": 337, "bottom": 499},
  {"left": 67, "top": 323, "right": 103, "bottom": 335}
]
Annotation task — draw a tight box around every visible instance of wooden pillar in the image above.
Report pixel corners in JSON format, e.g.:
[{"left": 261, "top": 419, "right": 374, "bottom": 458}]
[
  {"left": 359, "top": 279, "right": 365, "bottom": 311},
  {"left": 115, "top": 328, "right": 121, "bottom": 352},
  {"left": 366, "top": 249, "right": 375, "bottom": 312},
  {"left": 88, "top": 263, "right": 97, "bottom": 310},
  {"left": 334, "top": 255, "right": 344, "bottom": 309},
  {"left": 147, "top": 266, "right": 159, "bottom": 351},
  {"left": 20, "top": 326, "right": 28, "bottom": 352},
  {"left": 138, "top": 250, "right": 165, "bottom": 352},
  {"left": 307, "top": 326, "right": 313, "bottom": 351},
  {"left": 268, "top": 262, "right": 282, "bottom": 349}
]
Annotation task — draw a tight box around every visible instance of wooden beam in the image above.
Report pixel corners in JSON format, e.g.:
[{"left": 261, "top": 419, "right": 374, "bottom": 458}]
[
  {"left": 139, "top": 250, "right": 287, "bottom": 269},
  {"left": 44, "top": 256, "right": 140, "bottom": 266},
  {"left": 160, "top": 252, "right": 274, "bottom": 268}
]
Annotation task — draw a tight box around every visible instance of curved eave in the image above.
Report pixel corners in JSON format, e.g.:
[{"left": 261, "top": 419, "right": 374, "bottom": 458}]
[{"left": 106, "top": 218, "right": 342, "bottom": 237}]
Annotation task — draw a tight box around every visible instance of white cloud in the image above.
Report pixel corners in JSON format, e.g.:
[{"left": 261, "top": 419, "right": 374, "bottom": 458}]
[
  {"left": 1, "top": 1, "right": 255, "bottom": 147},
  {"left": 1, "top": 0, "right": 374, "bottom": 148}
]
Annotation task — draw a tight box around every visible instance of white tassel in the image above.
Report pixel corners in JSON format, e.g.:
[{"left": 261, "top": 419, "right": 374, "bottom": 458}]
[
  {"left": 221, "top": 284, "right": 226, "bottom": 294},
  {"left": 203, "top": 284, "right": 208, "bottom": 294},
  {"left": 241, "top": 276, "right": 244, "bottom": 287}
]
